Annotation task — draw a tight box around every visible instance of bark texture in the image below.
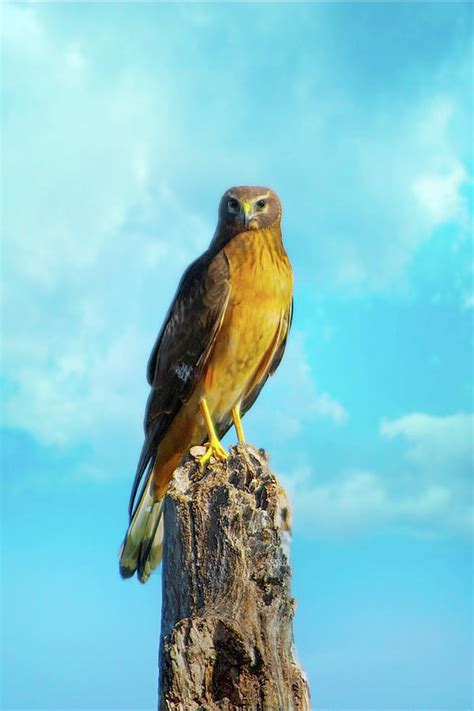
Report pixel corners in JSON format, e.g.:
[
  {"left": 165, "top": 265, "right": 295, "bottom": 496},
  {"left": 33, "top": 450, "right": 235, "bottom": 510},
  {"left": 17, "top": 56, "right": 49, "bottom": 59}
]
[{"left": 158, "top": 443, "right": 310, "bottom": 711}]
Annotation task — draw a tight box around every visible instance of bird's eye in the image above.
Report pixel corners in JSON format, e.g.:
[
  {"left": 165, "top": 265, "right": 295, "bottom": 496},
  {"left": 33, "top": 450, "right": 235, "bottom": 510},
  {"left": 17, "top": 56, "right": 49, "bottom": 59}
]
[
  {"left": 228, "top": 198, "right": 239, "bottom": 211},
  {"left": 256, "top": 199, "right": 266, "bottom": 209}
]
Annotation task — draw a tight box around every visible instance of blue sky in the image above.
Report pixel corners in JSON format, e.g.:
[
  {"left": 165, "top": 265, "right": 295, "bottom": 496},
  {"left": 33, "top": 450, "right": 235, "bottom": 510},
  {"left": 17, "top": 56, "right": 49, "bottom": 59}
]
[{"left": 1, "top": 2, "right": 472, "bottom": 709}]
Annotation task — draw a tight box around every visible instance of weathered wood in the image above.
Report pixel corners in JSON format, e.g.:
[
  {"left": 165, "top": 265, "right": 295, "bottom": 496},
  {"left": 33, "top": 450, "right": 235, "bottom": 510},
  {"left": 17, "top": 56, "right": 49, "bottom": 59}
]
[{"left": 158, "top": 443, "right": 311, "bottom": 711}]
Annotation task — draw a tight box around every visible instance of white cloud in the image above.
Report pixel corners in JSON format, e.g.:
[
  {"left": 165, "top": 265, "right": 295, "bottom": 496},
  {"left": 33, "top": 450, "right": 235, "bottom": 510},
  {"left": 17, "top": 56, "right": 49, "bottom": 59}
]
[
  {"left": 2, "top": 4, "right": 47, "bottom": 58},
  {"left": 313, "top": 392, "right": 348, "bottom": 425},
  {"left": 463, "top": 293, "right": 474, "bottom": 310},
  {"left": 282, "top": 412, "right": 473, "bottom": 538},
  {"left": 1, "top": 7, "right": 212, "bottom": 459},
  {"left": 281, "top": 468, "right": 456, "bottom": 537},
  {"left": 412, "top": 162, "right": 469, "bottom": 231},
  {"left": 296, "top": 95, "right": 472, "bottom": 294},
  {"left": 380, "top": 412, "right": 473, "bottom": 480},
  {"left": 286, "top": 333, "right": 348, "bottom": 426},
  {"left": 63, "top": 42, "right": 86, "bottom": 75},
  {"left": 248, "top": 332, "right": 348, "bottom": 441}
]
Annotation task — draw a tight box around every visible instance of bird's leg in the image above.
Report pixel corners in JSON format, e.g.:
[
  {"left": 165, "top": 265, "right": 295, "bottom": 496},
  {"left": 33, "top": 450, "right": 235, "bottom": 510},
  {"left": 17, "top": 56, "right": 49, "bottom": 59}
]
[
  {"left": 199, "top": 397, "right": 228, "bottom": 465},
  {"left": 232, "top": 404, "right": 246, "bottom": 443}
]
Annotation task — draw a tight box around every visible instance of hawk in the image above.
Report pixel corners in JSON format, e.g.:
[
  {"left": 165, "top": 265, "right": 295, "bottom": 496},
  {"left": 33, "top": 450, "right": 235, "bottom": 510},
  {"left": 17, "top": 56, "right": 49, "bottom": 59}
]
[{"left": 119, "top": 186, "right": 293, "bottom": 582}]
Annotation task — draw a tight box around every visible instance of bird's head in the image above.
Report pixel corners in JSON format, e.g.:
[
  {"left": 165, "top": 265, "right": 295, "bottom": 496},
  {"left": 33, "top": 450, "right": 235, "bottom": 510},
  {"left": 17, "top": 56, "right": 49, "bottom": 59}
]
[{"left": 217, "top": 186, "right": 282, "bottom": 236}]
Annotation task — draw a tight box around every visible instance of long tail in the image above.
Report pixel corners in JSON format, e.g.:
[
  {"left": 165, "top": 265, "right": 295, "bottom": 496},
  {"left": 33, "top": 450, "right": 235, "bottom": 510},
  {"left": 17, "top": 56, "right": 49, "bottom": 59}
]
[{"left": 119, "top": 478, "right": 165, "bottom": 584}]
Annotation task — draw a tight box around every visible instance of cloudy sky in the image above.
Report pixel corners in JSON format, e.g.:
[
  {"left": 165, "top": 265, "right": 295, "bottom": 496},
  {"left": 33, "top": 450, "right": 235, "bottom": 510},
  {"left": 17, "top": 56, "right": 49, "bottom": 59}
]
[{"left": 1, "top": 2, "right": 472, "bottom": 709}]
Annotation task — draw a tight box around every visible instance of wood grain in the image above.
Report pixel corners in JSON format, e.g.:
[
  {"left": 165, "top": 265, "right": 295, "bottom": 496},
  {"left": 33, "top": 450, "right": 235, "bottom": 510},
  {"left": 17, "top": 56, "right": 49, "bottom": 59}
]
[{"left": 158, "top": 444, "right": 310, "bottom": 711}]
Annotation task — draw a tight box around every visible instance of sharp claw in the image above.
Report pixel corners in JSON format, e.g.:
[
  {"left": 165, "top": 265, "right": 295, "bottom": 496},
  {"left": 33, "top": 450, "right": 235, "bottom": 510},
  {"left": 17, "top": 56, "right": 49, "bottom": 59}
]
[
  {"left": 215, "top": 443, "right": 228, "bottom": 459},
  {"left": 199, "top": 439, "right": 228, "bottom": 465},
  {"left": 199, "top": 448, "right": 212, "bottom": 466}
]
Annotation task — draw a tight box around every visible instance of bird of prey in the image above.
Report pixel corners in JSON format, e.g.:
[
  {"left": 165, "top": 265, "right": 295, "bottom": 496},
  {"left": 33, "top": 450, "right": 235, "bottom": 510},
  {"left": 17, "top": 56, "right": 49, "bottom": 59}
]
[{"left": 119, "top": 186, "right": 293, "bottom": 583}]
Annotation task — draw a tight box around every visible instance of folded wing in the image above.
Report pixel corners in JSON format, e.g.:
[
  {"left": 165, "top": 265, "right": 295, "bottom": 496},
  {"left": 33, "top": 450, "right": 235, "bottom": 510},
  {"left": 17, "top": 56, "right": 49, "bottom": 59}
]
[{"left": 128, "top": 249, "right": 231, "bottom": 519}]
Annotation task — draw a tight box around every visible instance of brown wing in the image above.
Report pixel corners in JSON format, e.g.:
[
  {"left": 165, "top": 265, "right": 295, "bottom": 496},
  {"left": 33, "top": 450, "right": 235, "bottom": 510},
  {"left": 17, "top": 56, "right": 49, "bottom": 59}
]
[{"left": 128, "top": 249, "right": 231, "bottom": 518}]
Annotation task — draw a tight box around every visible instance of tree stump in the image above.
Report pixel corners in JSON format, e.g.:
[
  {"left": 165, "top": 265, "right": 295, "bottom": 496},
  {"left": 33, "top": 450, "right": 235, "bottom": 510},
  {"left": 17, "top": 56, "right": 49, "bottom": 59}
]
[{"left": 158, "top": 443, "right": 311, "bottom": 711}]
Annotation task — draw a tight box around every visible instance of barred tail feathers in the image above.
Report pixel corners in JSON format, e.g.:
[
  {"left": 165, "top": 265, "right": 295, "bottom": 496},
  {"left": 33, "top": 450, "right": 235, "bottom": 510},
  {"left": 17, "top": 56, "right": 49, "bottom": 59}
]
[{"left": 119, "top": 482, "right": 165, "bottom": 584}]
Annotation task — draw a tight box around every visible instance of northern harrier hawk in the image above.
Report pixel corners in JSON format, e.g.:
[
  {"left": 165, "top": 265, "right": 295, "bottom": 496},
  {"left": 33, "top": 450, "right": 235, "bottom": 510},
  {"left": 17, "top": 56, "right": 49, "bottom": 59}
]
[{"left": 119, "top": 186, "right": 293, "bottom": 582}]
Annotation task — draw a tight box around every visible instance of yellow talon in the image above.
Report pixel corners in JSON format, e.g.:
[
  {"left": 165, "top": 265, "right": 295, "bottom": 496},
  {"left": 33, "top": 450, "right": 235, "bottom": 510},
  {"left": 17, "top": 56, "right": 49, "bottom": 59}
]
[
  {"left": 199, "top": 397, "right": 228, "bottom": 465},
  {"left": 200, "top": 448, "right": 212, "bottom": 466},
  {"left": 199, "top": 437, "right": 228, "bottom": 465}
]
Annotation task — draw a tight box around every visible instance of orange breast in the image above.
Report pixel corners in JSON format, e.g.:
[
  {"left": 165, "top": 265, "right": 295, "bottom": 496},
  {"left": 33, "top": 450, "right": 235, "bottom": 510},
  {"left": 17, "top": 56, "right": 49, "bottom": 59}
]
[{"left": 201, "top": 226, "right": 293, "bottom": 420}]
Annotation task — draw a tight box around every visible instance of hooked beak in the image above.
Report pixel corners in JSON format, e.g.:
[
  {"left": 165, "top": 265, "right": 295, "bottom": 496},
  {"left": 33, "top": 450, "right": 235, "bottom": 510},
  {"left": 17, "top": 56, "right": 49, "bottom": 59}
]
[{"left": 241, "top": 200, "right": 252, "bottom": 227}]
